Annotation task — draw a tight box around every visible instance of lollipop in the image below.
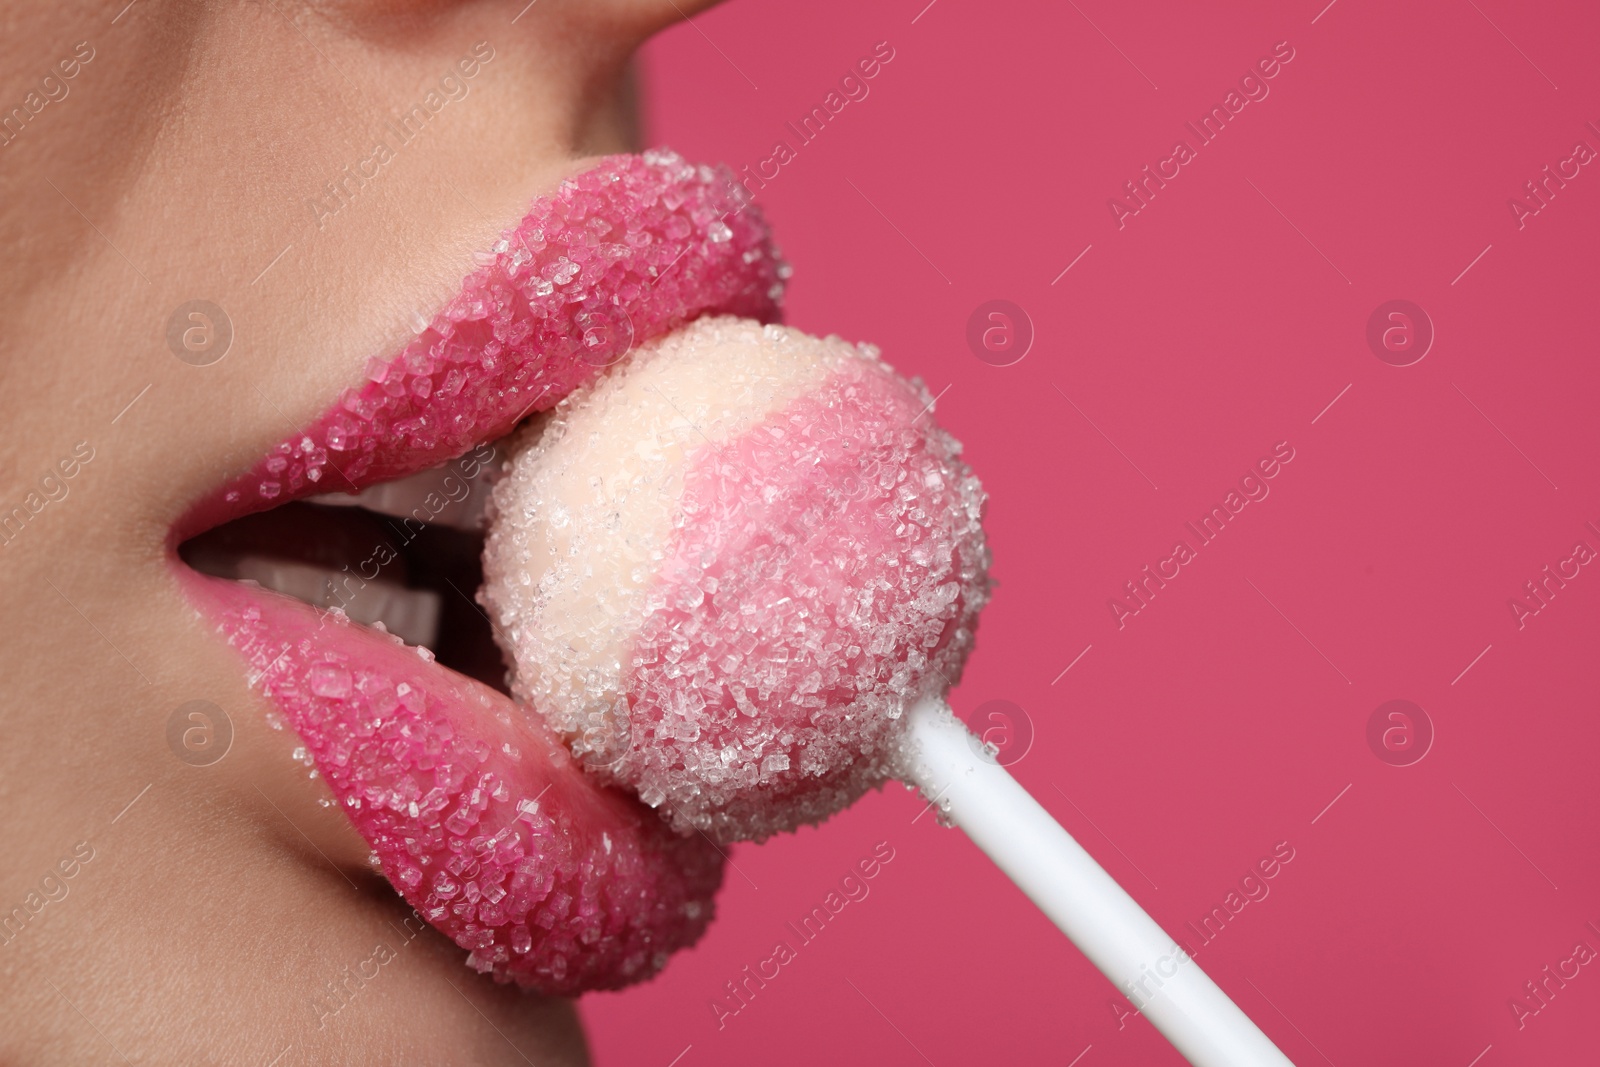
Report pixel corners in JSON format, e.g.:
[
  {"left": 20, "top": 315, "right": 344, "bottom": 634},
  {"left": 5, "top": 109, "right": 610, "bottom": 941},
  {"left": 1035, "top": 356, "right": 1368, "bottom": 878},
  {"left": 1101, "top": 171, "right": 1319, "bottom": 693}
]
[
  {"left": 482, "top": 317, "right": 1297, "bottom": 1067},
  {"left": 482, "top": 316, "right": 987, "bottom": 841}
]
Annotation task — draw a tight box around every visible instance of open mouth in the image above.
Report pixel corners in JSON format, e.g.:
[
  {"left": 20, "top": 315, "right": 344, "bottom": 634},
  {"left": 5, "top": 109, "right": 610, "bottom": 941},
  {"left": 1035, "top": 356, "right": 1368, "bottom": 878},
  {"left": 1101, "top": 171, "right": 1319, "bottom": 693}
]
[
  {"left": 181, "top": 448, "right": 510, "bottom": 693},
  {"left": 170, "top": 151, "right": 785, "bottom": 995}
]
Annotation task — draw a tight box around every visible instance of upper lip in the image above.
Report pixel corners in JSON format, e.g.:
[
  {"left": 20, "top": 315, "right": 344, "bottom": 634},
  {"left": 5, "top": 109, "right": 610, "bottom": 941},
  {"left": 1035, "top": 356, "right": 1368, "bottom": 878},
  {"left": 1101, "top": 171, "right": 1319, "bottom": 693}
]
[
  {"left": 170, "top": 150, "right": 786, "bottom": 993},
  {"left": 173, "top": 148, "right": 787, "bottom": 544}
]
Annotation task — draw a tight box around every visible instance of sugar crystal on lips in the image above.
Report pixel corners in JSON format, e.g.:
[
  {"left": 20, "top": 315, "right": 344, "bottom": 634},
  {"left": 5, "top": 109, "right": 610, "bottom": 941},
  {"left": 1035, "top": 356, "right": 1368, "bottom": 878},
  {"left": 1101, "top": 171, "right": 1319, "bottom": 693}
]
[{"left": 219, "top": 149, "right": 787, "bottom": 512}]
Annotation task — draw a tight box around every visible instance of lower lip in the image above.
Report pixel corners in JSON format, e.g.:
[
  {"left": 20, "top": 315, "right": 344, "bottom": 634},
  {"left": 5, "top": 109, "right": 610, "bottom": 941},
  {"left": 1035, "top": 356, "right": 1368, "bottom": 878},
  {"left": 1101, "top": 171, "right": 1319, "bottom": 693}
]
[
  {"left": 173, "top": 151, "right": 779, "bottom": 990},
  {"left": 177, "top": 567, "right": 723, "bottom": 993}
]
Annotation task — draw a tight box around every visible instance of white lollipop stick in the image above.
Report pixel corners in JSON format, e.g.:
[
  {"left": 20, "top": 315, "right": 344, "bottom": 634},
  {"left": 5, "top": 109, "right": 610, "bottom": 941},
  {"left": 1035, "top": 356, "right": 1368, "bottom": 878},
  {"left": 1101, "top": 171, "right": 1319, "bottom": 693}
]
[{"left": 904, "top": 698, "right": 1297, "bottom": 1067}]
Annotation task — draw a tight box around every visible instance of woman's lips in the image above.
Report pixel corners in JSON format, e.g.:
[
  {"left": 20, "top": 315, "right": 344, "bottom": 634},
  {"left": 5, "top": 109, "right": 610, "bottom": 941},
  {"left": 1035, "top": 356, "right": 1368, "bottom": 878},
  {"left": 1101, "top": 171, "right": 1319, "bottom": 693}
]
[{"left": 173, "top": 150, "right": 785, "bottom": 993}]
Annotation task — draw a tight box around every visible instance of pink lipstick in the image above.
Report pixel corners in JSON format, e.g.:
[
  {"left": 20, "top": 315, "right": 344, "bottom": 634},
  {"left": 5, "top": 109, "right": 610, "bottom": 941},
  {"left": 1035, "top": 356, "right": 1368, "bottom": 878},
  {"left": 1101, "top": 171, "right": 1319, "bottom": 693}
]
[
  {"left": 178, "top": 149, "right": 786, "bottom": 539},
  {"left": 181, "top": 572, "right": 723, "bottom": 992}
]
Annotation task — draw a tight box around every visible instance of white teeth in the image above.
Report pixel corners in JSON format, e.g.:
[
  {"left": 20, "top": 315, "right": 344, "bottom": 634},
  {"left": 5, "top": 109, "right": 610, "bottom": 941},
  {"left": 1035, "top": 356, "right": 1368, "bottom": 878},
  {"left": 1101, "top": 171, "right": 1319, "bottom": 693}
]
[
  {"left": 231, "top": 556, "right": 442, "bottom": 649},
  {"left": 308, "top": 445, "right": 502, "bottom": 531}
]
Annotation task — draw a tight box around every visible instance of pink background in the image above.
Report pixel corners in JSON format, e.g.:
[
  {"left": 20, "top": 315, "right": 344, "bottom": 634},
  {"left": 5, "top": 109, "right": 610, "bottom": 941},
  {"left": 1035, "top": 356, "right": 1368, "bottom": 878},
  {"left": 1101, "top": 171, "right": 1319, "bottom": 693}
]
[{"left": 583, "top": 2, "right": 1600, "bottom": 1064}]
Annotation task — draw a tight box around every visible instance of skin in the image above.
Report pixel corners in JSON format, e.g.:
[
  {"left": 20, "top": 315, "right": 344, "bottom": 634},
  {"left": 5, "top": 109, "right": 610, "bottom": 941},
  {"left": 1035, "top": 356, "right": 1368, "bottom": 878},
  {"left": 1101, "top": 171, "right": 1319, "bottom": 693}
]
[{"left": 0, "top": 1, "right": 720, "bottom": 1062}]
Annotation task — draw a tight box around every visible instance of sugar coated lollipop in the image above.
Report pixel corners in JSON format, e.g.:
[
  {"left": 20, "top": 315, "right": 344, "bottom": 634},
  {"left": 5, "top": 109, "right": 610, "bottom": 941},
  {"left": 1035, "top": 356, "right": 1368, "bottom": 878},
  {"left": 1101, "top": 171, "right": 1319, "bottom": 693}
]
[
  {"left": 481, "top": 315, "right": 1300, "bottom": 1067},
  {"left": 482, "top": 316, "right": 990, "bottom": 842}
]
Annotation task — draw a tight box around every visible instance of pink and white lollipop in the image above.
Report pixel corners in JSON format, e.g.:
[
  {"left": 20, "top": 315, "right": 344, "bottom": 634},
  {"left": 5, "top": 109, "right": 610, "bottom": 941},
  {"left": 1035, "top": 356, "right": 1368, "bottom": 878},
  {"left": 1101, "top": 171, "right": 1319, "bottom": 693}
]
[
  {"left": 482, "top": 316, "right": 988, "bottom": 842},
  {"left": 482, "top": 316, "right": 1297, "bottom": 1067}
]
